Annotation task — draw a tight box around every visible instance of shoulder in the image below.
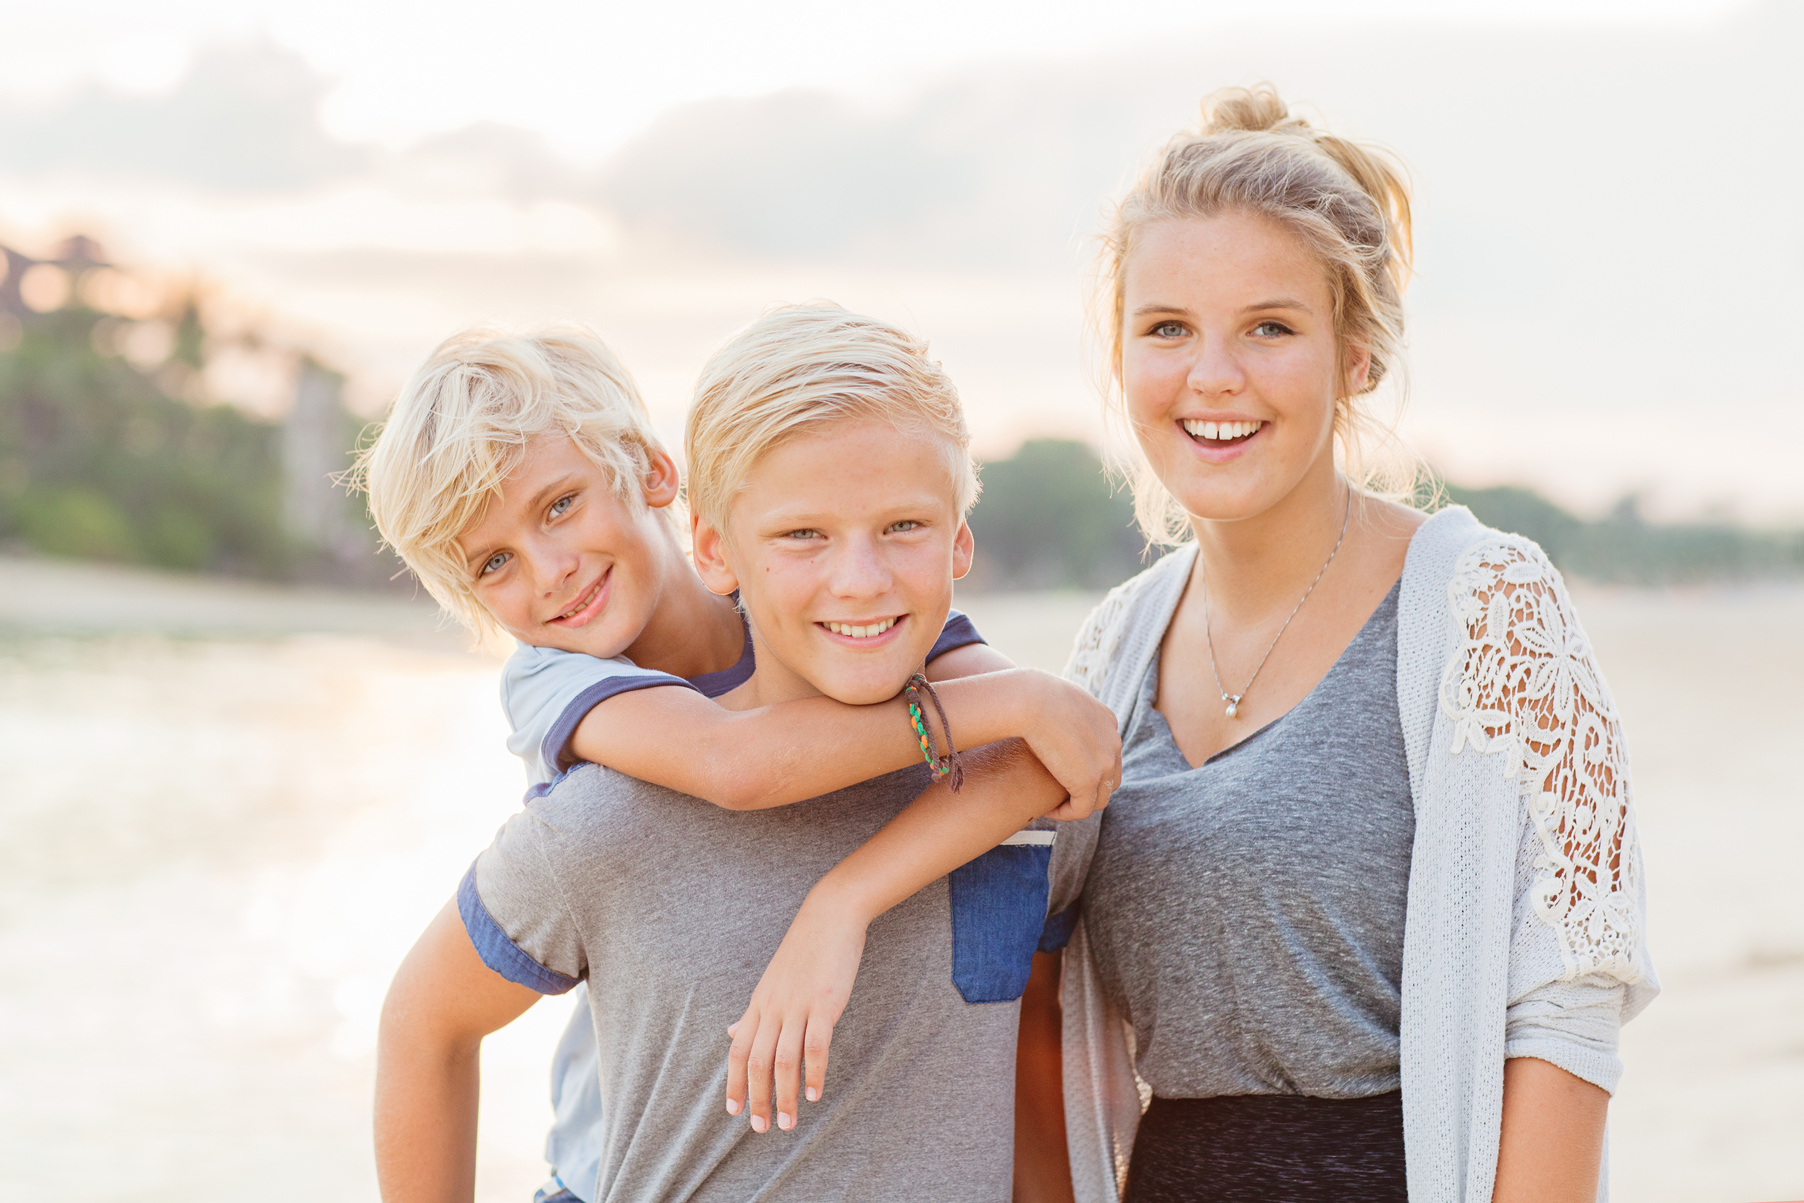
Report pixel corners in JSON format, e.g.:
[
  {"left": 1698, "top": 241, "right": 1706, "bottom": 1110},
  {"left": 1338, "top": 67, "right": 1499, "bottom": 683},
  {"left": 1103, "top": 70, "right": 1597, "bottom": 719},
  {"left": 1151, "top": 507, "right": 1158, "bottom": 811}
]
[
  {"left": 503, "top": 642, "right": 646, "bottom": 692},
  {"left": 534, "top": 761, "right": 673, "bottom": 816},
  {"left": 1397, "top": 505, "right": 1580, "bottom": 655},
  {"left": 1064, "top": 545, "right": 1196, "bottom": 694},
  {"left": 500, "top": 643, "right": 675, "bottom": 726},
  {"left": 1415, "top": 510, "right": 1578, "bottom": 654}
]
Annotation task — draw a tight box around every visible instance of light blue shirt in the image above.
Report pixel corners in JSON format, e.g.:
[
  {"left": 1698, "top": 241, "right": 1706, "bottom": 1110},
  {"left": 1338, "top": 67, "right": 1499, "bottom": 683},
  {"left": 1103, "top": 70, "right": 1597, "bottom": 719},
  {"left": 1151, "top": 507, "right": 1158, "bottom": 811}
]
[{"left": 502, "top": 644, "right": 695, "bottom": 789}]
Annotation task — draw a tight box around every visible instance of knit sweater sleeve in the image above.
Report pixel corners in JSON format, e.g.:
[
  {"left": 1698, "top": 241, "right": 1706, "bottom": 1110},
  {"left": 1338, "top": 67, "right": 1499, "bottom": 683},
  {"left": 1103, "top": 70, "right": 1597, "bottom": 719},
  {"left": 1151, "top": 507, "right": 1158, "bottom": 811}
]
[{"left": 1439, "top": 536, "right": 1656, "bottom": 1093}]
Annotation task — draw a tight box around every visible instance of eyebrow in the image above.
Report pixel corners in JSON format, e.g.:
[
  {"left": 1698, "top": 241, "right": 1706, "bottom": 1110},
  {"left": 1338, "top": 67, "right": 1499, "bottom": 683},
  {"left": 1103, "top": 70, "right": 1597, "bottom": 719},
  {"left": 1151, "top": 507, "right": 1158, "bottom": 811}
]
[
  {"left": 1244, "top": 297, "right": 1310, "bottom": 314},
  {"left": 1130, "top": 298, "right": 1312, "bottom": 317}
]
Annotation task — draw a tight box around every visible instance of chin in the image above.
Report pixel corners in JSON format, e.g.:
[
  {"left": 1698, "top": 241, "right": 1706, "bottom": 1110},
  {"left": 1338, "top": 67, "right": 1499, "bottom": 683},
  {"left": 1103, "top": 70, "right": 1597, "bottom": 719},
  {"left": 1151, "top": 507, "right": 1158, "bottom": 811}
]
[{"left": 813, "top": 664, "right": 917, "bottom": 707}]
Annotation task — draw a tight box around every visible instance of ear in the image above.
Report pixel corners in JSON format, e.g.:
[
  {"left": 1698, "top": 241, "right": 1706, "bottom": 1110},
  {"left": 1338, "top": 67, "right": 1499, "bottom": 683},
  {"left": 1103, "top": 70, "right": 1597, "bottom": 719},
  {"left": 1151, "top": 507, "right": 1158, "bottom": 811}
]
[
  {"left": 690, "top": 512, "right": 740, "bottom": 596},
  {"left": 951, "top": 520, "right": 975, "bottom": 581},
  {"left": 641, "top": 447, "right": 681, "bottom": 509},
  {"left": 1343, "top": 343, "right": 1373, "bottom": 396}
]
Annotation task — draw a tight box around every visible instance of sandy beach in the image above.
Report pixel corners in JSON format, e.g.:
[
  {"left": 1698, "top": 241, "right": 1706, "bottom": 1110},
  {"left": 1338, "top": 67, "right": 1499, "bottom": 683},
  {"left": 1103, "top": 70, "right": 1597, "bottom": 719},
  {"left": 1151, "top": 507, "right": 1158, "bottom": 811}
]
[{"left": 0, "top": 553, "right": 1797, "bottom": 1201}]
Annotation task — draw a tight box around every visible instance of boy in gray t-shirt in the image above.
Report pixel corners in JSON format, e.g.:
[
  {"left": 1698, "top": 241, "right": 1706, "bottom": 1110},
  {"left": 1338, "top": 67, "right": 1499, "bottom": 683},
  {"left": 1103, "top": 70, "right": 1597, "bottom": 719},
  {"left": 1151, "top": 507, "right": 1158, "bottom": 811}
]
[
  {"left": 463, "top": 757, "right": 1089, "bottom": 1201},
  {"left": 374, "top": 306, "right": 1100, "bottom": 1202}
]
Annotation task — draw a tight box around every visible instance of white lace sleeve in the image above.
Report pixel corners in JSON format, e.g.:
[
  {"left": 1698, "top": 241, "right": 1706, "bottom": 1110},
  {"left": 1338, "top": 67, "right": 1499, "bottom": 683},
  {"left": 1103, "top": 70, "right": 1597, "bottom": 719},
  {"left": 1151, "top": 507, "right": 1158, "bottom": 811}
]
[
  {"left": 1063, "top": 588, "right": 1129, "bottom": 695},
  {"left": 1440, "top": 539, "right": 1647, "bottom": 983}
]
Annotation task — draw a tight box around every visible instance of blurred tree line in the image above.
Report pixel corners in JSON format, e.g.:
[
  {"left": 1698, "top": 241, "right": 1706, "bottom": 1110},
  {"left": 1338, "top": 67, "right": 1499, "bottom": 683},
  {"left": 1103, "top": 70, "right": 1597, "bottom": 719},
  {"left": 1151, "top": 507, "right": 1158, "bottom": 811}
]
[
  {"left": 963, "top": 439, "right": 1151, "bottom": 590},
  {"left": 0, "top": 236, "right": 389, "bottom": 585},
  {"left": 963, "top": 439, "right": 1804, "bottom": 592},
  {"left": 4, "top": 237, "right": 1798, "bottom": 595},
  {"left": 1434, "top": 482, "right": 1804, "bottom": 586}
]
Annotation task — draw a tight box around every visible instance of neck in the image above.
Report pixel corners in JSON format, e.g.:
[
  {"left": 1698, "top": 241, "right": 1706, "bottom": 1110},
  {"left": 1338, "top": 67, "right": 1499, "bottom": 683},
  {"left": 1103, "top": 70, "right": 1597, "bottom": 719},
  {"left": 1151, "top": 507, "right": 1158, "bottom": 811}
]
[
  {"left": 1189, "top": 455, "right": 1351, "bottom": 621},
  {"left": 619, "top": 524, "right": 745, "bottom": 679},
  {"left": 717, "top": 628, "right": 821, "bottom": 711}
]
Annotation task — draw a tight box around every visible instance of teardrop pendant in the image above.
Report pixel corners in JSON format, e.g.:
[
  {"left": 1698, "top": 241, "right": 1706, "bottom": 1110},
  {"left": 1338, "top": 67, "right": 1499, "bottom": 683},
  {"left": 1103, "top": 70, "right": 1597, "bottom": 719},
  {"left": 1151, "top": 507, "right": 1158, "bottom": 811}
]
[{"left": 1224, "top": 696, "right": 1241, "bottom": 719}]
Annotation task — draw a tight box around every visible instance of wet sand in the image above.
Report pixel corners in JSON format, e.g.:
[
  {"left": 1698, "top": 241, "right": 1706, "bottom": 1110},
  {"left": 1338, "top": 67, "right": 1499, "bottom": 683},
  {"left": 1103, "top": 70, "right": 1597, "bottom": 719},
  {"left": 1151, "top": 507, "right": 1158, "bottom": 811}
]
[{"left": 0, "top": 554, "right": 1798, "bottom": 1200}]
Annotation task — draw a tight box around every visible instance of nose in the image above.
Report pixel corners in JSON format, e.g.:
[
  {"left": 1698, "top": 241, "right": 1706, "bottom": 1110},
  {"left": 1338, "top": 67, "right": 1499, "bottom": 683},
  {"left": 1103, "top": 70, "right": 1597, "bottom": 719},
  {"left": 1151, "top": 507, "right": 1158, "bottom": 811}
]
[
  {"left": 523, "top": 533, "right": 581, "bottom": 598},
  {"left": 1184, "top": 331, "right": 1245, "bottom": 399},
  {"left": 827, "top": 532, "right": 894, "bottom": 602}
]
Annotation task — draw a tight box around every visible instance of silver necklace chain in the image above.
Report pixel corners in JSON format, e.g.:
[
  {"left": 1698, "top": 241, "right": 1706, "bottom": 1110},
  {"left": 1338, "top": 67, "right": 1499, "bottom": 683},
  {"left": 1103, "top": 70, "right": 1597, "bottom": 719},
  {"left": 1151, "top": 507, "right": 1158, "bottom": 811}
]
[{"left": 1202, "top": 486, "right": 1352, "bottom": 719}]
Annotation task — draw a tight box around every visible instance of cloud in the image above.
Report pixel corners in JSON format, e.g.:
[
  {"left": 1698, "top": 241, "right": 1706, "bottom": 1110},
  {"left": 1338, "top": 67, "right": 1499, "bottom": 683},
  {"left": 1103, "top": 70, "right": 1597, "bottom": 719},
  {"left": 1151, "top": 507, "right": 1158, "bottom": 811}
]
[
  {"left": 589, "top": 79, "right": 1160, "bottom": 271},
  {"left": 0, "top": 41, "right": 365, "bottom": 193}
]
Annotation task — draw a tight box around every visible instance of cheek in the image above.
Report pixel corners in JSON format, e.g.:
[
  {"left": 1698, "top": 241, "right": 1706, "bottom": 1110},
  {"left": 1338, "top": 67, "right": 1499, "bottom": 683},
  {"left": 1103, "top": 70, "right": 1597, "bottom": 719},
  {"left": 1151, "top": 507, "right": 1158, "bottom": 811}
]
[
  {"left": 893, "top": 537, "right": 957, "bottom": 597},
  {"left": 752, "top": 555, "right": 819, "bottom": 616},
  {"left": 1266, "top": 356, "right": 1341, "bottom": 431},
  {"left": 481, "top": 582, "right": 528, "bottom": 628},
  {"left": 1120, "top": 350, "right": 1177, "bottom": 417}
]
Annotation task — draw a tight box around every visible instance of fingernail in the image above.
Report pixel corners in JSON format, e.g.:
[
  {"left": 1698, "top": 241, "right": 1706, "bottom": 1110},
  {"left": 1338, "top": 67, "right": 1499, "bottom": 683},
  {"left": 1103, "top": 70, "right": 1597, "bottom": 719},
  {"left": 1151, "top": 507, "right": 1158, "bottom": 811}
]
[
  {"left": 778, "top": 1112, "right": 794, "bottom": 1130},
  {"left": 726, "top": 1023, "right": 738, "bottom": 1037},
  {"left": 751, "top": 1114, "right": 768, "bottom": 1133},
  {"left": 806, "top": 1087, "right": 820, "bottom": 1102},
  {"left": 726, "top": 1098, "right": 741, "bottom": 1115}
]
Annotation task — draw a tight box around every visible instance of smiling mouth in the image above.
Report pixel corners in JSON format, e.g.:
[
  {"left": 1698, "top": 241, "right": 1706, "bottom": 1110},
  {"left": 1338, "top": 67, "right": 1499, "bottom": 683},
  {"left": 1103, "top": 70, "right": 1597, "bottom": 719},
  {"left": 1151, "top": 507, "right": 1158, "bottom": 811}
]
[
  {"left": 1182, "top": 419, "right": 1265, "bottom": 447},
  {"left": 551, "top": 571, "right": 608, "bottom": 624},
  {"left": 819, "top": 616, "right": 901, "bottom": 640}
]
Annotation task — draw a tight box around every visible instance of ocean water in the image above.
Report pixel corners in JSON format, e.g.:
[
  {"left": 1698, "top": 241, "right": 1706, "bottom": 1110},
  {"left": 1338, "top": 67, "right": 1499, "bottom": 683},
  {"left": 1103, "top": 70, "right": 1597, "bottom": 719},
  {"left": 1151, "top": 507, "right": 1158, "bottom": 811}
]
[{"left": 0, "top": 560, "right": 1798, "bottom": 1201}]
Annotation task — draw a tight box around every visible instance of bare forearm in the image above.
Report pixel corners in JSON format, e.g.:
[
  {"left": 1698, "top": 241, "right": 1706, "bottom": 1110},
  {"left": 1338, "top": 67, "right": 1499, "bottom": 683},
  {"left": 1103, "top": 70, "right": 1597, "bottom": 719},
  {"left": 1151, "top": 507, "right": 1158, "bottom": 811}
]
[
  {"left": 374, "top": 901, "right": 541, "bottom": 1203},
  {"left": 807, "top": 739, "right": 1063, "bottom": 923},
  {"left": 1492, "top": 1056, "right": 1609, "bottom": 1203},
  {"left": 374, "top": 1031, "right": 480, "bottom": 1203},
  {"left": 577, "top": 671, "right": 1040, "bottom": 811},
  {"left": 1014, "top": 952, "right": 1074, "bottom": 1203}
]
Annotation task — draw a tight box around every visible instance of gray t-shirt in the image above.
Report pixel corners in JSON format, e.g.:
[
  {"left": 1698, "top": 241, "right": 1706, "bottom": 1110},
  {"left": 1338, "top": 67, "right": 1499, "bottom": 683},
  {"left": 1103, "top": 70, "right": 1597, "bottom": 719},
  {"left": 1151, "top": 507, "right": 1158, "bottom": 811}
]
[
  {"left": 1082, "top": 583, "right": 1414, "bottom": 1100},
  {"left": 462, "top": 761, "right": 1096, "bottom": 1203}
]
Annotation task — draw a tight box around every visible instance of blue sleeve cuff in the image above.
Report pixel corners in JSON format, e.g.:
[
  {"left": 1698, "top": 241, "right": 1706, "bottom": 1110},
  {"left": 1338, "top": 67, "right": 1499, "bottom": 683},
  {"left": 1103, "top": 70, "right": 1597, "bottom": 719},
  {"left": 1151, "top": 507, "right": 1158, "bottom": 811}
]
[
  {"left": 542, "top": 673, "right": 696, "bottom": 775},
  {"left": 1037, "top": 901, "right": 1081, "bottom": 953},
  {"left": 457, "top": 862, "right": 581, "bottom": 995},
  {"left": 929, "top": 609, "right": 986, "bottom": 661}
]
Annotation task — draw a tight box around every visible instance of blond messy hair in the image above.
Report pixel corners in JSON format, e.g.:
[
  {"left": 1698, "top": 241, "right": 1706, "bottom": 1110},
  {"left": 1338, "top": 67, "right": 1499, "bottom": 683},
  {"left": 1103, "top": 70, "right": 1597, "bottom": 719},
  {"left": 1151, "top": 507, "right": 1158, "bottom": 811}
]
[
  {"left": 685, "top": 303, "right": 978, "bottom": 532},
  {"left": 358, "top": 325, "right": 669, "bottom": 634}
]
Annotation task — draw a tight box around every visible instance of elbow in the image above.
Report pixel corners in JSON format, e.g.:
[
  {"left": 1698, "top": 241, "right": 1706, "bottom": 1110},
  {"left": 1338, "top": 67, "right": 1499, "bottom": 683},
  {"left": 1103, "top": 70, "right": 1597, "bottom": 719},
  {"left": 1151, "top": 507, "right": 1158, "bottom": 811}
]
[{"left": 695, "top": 769, "right": 775, "bottom": 812}]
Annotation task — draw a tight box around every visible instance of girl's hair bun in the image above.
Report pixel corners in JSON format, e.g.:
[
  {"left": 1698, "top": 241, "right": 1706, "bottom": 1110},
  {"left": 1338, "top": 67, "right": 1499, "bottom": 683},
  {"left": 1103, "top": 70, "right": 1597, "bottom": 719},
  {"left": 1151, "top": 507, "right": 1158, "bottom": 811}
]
[{"left": 1200, "top": 84, "right": 1304, "bottom": 137}]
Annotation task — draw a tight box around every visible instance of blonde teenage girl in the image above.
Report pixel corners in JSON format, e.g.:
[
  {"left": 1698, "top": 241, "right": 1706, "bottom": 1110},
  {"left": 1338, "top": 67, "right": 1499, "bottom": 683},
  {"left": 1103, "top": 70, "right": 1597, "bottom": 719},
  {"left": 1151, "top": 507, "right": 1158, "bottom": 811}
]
[{"left": 1016, "top": 87, "right": 1656, "bottom": 1203}]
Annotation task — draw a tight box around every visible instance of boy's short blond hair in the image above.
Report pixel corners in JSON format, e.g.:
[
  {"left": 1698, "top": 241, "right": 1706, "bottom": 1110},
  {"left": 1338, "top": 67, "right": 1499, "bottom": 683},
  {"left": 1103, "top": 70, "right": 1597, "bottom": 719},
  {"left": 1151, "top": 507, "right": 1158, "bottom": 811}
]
[
  {"left": 359, "top": 325, "right": 669, "bottom": 633},
  {"left": 685, "top": 303, "right": 978, "bottom": 532}
]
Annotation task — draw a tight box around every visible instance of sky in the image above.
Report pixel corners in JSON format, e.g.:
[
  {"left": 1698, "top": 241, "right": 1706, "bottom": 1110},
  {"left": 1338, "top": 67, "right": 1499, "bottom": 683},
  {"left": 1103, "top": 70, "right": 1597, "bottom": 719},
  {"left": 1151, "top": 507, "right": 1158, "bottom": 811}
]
[{"left": 0, "top": 0, "right": 1798, "bottom": 519}]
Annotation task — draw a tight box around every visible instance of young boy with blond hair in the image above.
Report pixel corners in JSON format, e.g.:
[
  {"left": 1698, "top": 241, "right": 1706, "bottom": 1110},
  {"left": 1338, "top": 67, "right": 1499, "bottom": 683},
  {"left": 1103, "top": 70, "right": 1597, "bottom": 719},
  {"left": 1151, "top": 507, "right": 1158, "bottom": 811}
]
[{"left": 366, "top": 311, "right": 1113, "bottom": 1202}]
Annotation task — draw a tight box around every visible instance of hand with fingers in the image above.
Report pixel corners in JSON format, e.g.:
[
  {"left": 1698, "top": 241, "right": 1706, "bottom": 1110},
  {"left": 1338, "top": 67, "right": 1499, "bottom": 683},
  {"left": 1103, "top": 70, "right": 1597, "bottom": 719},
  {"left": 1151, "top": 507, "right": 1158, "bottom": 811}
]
[
  {"left": 725, "top": 889, "right": 869, "bottom": 1133},
  {"left": 1015, "top": 672, "right": 1122, "bottom": 822}
]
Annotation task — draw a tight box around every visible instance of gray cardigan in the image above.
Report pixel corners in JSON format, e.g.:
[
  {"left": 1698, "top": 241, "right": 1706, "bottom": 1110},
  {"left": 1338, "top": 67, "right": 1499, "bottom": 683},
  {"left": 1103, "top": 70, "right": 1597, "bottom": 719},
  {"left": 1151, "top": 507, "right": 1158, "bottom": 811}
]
[{"left": 1058, "top": 506, "right": 1658, "bottom": 1203}]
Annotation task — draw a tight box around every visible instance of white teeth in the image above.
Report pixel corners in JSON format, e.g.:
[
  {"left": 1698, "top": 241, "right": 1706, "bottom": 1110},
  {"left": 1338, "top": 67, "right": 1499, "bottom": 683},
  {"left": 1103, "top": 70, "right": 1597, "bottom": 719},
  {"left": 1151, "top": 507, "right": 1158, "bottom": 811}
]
[
  {"left": 826, "top": 617, "right": 896, "bottom": 639},
  {"left": 1183, "top": 419, "right": 1262, "bottom": 441},
  {"left": 557, "top": 584, "right": 598, "bottom": 620}
]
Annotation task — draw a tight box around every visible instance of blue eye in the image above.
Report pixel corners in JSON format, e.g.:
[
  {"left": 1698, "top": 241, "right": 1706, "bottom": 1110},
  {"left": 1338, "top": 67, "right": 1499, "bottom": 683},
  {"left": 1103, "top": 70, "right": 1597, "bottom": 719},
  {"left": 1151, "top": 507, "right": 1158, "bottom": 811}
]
[
  {"left": 1151, "top": 321, "right": 1186, "bottom": 338},
  {"left": 479, "top": 551, "right": 510, "bottom": 577},
  {"left": 549, "top": 495, "right": 574, "bottom": 518},
  {"left": 889, "top": 519, "right": 921, "bottom": 533},
  {"left": 1252, "top": 320, "right": 1293, "bottom": 337}
]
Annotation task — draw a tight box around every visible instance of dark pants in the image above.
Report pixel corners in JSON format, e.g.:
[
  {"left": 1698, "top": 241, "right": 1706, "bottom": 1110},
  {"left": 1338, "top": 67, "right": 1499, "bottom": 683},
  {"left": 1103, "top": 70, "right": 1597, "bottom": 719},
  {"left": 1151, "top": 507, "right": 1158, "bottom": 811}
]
[{"left": 1124, "top": 1092, "right": 1408, "bottom": 1203}]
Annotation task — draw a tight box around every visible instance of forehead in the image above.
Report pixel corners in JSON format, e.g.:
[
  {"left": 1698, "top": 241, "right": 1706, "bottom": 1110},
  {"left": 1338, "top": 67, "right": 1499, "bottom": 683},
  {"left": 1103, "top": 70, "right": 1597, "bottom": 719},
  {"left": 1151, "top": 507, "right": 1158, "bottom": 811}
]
[
  {"left": 1124, "top": 211, "right": 1328, "bottom": 304},
  {"left": 735, "top": 419, "right": 962, "bottom": 520}
]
